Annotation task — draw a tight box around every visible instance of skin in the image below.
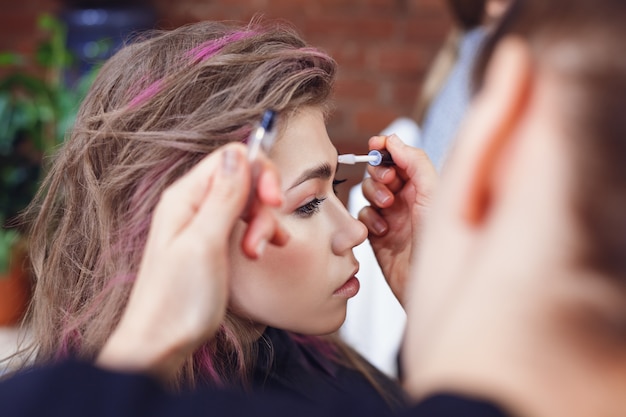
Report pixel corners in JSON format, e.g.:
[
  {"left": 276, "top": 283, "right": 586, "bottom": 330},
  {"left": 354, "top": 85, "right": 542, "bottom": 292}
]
[
  {"left": 98, "top": 28, "right": 626, "bottom": 417},
  {"left": 485, "top": 0, "right": 510, "bottom": 24},
  {"left": 98, "top": 144, "right": 285, "bottom": 379},
  {"left": 98, "top": 107, "right": 367, "bottom": 378},
  {"left": 358, "top": 134, "right": 437, "bottom": 306},
  {"left": 401, "top": 38, "right": 580, "bottom": 415},
  {"left": 361, "top": 37, "right": 626, "bottom": 417},
  {"left": 228, "top": 107, "right": 368, "bottom": 336}
]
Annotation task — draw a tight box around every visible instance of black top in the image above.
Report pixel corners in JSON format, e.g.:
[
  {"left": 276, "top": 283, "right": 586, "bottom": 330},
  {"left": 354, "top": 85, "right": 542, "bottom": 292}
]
[
  {"left": 0, "top": 360, "right": 512, "bottom": 417},
  {"left": 252, "top": 327, "right": 408, "bottom": 410}
]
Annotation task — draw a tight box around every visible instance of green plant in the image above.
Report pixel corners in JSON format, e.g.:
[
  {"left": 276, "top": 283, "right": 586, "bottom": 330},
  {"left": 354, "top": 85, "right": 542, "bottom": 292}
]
[
  {"left": 0, "top": 217, "right": 18, "bottom": 275},
  {"left": 0, "top": 14, "right": 101, "bottom": 274}
]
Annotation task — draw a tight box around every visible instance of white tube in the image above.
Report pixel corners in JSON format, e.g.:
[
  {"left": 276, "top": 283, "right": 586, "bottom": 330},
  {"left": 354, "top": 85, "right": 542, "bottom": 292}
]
[{"left": 337, "top": 154, "right": 378, "bottom": 165}]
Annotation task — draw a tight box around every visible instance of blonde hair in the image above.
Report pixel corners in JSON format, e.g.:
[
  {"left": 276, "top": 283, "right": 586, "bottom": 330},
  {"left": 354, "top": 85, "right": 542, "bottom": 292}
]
[
  {"left": 413, "top": 0, "right": 487, "bottom": 123},
  {"left": 412, "top": 29, "right": 462, "bottom": 124}
]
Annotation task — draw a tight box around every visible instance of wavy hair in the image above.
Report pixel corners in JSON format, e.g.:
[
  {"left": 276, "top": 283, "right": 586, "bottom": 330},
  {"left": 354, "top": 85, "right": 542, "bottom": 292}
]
[{"left": 17, "top": 19, "right": 340, "bottom": 382}]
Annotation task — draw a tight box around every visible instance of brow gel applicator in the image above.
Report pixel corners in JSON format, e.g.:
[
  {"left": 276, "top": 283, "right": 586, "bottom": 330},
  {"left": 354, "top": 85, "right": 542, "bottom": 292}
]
[
  {"left": 243, "top": 109, "right": 278, "bottom": 217},
  {"left": 247, "top": 110, "right": 277, "bottom": 161},
  {"left": 337, "top": 149, "right": 395, "bottom": 166}
]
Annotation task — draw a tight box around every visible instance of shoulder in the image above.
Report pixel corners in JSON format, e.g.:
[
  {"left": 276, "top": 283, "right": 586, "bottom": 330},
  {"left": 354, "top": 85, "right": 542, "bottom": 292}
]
[{"left": 402, "top": 394, "right": 512, "bottom": 417}]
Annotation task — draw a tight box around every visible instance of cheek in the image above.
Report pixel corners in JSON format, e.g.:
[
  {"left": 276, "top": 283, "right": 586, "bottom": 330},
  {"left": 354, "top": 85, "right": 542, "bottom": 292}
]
[
  {"left": 256, "top": 218, "right": 333, "bottom": 290},
  {"left": 228, "top": 224, "right": 343, "bottom": 334},
  {"left": 269, "top": 234, "right": 318, "bottom": 275},
  {"left": 229, "top": 234, "right": 323, "bottom": 307}
]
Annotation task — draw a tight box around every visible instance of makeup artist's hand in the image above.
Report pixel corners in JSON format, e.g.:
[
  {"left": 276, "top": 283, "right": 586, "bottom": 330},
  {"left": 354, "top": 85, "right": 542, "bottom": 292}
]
[
  {"left": 358, "top": 134, "right": 438, "bottom": 306},
  {"left": 97, "top": 143, "right": 287, "bottom": 379}
]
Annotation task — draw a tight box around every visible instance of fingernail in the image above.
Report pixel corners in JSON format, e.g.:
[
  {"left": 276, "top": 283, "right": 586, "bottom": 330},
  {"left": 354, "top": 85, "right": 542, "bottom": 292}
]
[
  {"left": 223, "top": 149, "right": 239, "bottom": 175},
  {"left": 388, "top": 134, "right": 401, "bottom": 146},
  {"left": 375, "top": 189, "right": 391, "bottom": 206},
  {"left": 255, "top": 239, "right": 268, "bottom": 257},
  {"left": 376, "top": 168, "right": 391, "bottom": 181},
  {"left": 373, "top": 219, "right": 387, "bottom": 235}
]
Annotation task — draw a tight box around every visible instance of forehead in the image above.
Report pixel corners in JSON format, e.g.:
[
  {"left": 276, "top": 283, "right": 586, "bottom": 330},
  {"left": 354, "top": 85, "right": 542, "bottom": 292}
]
[{"left": 269, "top": 108, "right": 336, "bottom": 180}]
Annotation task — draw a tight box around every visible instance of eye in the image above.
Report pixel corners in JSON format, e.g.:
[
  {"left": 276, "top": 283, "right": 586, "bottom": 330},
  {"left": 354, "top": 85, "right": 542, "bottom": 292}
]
[
  {"left": 295, "top": 197, "right": 326, "bottom": 218},
  {"left": 332, "top": 178, "right": 347, "bottom": 195}
]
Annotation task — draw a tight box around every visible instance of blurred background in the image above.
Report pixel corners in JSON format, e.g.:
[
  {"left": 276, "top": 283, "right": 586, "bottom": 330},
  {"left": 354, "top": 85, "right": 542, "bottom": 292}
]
[
  {"left": 0, "top": 0, "right": 452, "bottom": 357},
  {"left": 0, "top": 0, "right": 452, "bottom": 202}
]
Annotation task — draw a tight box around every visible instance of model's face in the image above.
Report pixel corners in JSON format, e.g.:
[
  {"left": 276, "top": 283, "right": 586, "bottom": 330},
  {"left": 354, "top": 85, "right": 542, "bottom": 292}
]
[{"left": 228, "top": 107, "right": 367, "bottom": 335}]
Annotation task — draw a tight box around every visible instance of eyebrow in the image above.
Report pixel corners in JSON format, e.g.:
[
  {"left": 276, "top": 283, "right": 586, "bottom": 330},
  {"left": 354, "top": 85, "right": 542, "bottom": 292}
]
[{"left": 288, "top": 162, "right": 333, "bottom": 190}]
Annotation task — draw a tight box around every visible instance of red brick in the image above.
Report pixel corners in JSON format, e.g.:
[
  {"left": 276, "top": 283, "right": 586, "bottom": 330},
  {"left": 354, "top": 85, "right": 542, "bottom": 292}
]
[
  {"left": 334, "top": 76, "right": 379, "bottom": 102},
  {"left": 363, "top": 0, "right": 404, "bottom": 14},
  {"left": 269, "top": 0, "right": 362, "bottom": 16},
  {"left": 0, "top": 1, "right": 60, "bottom": 55},
  {"left": 335, "top": 138, "right": 369, "bottom": 157},
  {"left": 321, "top": 44, "right": 367, "bottom": 71},
  {"left": 333, "top": 131, "right": 371, "bottom": 155},
  {"left": 407, "top": 0, "right": 447, "bottom": 16},
  {"left": 0, "top": 13, "right": 39, "bottom": 37},
  {"left": 391, "top": 80, "right": 422, "bottom": 108},
  {"left": 353, "top": 108, "right": 400, "bottom": 135},
  {"left": 405, "top": 17, "right": 452, "bottom": 43},
  {"left": 374, "top": 45, "right": 430, "bottom": 77},
  {"left": 0, "top": 0, "right": 451, "bottom": 180},
  {"left": 2, "top": 0, "right": 58, "bottom": 12},
  {"left": 302, "top": 16, "right": 395, "bottom": 42}
]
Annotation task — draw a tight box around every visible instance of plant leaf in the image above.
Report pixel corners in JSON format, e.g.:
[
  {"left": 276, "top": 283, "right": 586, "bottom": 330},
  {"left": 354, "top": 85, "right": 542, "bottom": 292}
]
[
  {"left": 0, "top": 216, "right": 19, "bottom": 275},
  {"left": 0, "top": 52, "right": 24, "bottom": 67}
]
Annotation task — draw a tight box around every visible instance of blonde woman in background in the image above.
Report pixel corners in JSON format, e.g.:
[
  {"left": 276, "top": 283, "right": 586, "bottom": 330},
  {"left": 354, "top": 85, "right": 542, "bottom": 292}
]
[{"left": 416, "top": 0, "right": 510, "bottom": 171}]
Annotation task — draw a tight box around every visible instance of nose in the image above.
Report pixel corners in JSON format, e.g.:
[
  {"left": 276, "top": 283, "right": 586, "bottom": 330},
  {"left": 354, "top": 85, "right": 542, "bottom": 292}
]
[{"left": 331, "top": 198, "right": 368, "bottom": 255}]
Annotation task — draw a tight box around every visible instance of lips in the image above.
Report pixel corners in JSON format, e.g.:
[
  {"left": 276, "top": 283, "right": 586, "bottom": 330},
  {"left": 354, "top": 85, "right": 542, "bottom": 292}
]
[{"left": 333, "top": 266, "right": 360, "bottom": 298}]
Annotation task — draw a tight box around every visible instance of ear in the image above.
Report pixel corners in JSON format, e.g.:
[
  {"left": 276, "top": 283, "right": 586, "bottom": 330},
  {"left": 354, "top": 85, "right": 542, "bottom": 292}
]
[{"left": 462, "top": 37, "right": 533, "bottom": 226}]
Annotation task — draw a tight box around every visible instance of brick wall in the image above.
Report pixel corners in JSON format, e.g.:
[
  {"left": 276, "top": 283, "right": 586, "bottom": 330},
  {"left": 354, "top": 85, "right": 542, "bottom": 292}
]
[
  {"left": 1, "top": 0, "right": 452, "bottom": 198},
  {"left": 151, "top": 0, "right": 452, "bottom": 194},
  {"left": 0, "top": 1, "right": 62, "bottom": 55}
]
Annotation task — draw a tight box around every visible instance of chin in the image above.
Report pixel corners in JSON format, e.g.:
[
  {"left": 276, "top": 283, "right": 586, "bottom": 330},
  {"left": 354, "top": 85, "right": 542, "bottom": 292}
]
[{"left": 289, "top": 310, "right": 347, "bottom": 336}]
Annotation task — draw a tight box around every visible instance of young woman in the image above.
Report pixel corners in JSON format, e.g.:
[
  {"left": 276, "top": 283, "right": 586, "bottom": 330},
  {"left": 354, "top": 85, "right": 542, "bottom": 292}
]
[
  {"left": 3, "top": 1, "right": 626, "bottom": 416},
  {"left": 13, "top": 20, "right": 408, "bottom": 410}
]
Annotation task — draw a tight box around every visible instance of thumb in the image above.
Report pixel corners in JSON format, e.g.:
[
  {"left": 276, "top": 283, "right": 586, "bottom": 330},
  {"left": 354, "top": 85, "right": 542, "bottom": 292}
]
[{"left": 386, "top": 134, "right": 438, "bottom": 189}]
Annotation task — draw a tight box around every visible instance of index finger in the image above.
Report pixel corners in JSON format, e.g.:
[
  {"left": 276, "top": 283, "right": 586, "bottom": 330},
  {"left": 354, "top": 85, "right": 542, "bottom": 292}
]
[{"left": 369, "top": 134, "right": 438, "bottom": 189}]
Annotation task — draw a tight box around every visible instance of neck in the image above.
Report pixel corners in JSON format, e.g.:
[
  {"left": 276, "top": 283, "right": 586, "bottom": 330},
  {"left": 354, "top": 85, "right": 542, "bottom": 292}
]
[{"left": 464, "top": 245, "right": 626, "bottom": 417}]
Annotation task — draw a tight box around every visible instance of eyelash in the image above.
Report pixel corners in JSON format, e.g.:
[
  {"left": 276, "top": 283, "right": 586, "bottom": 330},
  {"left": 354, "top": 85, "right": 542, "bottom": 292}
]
[
  {"left": 333, "top": 178, "right": 347, "bottom": 195},
  {"left": 294, "top": 179, "right": 347, "bottom": 218},
  {"left": 295, "top": 197, "right": 326, "bottom": 218}
]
